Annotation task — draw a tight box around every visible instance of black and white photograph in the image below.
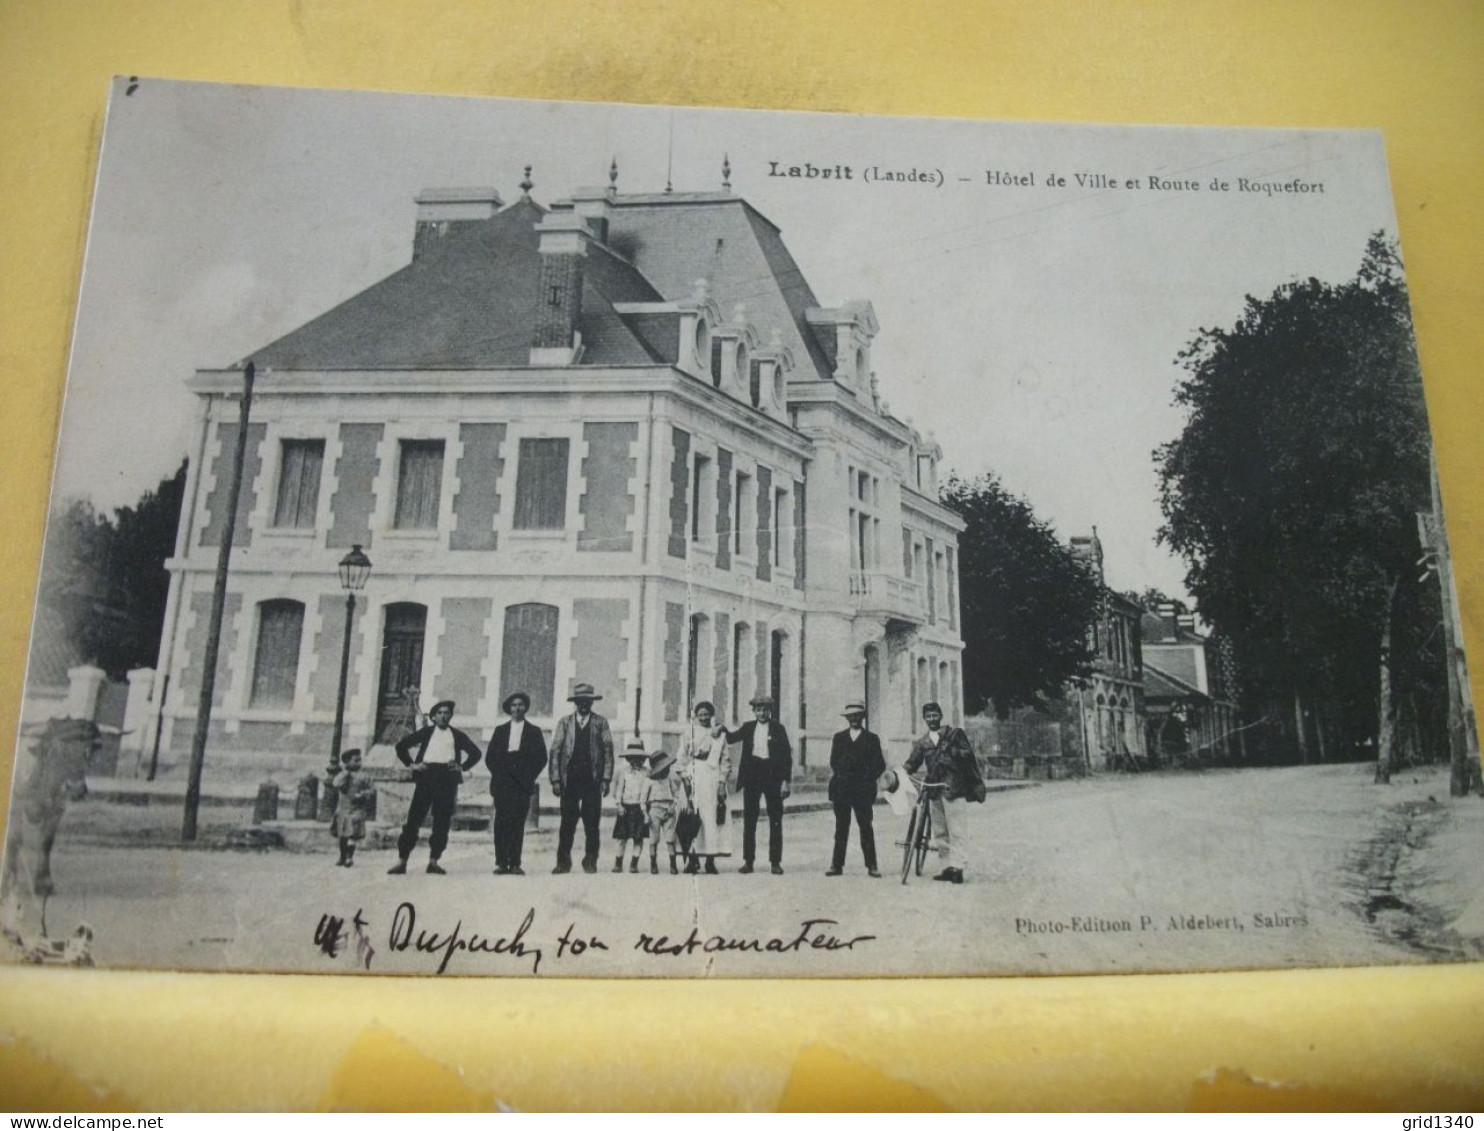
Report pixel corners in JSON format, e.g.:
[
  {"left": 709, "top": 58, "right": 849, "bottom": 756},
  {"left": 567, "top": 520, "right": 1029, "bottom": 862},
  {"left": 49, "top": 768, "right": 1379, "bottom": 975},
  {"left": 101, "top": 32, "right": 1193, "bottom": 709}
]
[{"left": 3, "top": 78, "right": 1480, "bottom": 978}]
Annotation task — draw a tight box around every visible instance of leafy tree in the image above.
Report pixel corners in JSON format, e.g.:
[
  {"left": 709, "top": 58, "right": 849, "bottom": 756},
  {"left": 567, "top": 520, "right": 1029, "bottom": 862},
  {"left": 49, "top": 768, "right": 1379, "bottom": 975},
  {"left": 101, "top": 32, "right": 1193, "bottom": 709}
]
[
  {"left": 942, "top": 472, "right": 1101, "bottom": 717},
  {"left": 33, "top": 461, "right": 187, "bottom": 678},
  {"left": 1156, "top": 234, "right": 1437, "bottom": 777}
]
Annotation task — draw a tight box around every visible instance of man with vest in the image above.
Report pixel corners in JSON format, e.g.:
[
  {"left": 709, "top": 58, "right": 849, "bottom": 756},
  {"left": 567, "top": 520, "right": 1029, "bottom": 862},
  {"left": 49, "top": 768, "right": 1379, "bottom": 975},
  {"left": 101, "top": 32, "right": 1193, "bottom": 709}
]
[
  {"left": 548, "top": 682, "right": 615, "bottom": 874},
  {"left": 720, "top": 694, "right": 793, "bottom": 875},
  {"left": 388, "top": 699, "right": 483, "bottom": 875}
]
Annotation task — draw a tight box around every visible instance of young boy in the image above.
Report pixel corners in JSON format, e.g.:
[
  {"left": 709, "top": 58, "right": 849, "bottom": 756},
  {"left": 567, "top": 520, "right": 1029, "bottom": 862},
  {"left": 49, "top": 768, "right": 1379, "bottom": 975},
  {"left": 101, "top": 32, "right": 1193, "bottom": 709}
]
[
  {"left": 644, "top": 748, "right": 684, "bottom": 874},
  {"left": 612, "top": 738, "right": 650, "bottom": 872}
]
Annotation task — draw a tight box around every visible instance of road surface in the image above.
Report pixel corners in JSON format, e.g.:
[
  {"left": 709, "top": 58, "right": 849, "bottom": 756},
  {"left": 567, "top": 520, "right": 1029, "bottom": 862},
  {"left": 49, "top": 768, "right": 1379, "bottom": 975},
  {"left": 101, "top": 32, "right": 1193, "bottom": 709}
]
[{"left": 22, "top": 762, "right": 1482, "bottom": 978}]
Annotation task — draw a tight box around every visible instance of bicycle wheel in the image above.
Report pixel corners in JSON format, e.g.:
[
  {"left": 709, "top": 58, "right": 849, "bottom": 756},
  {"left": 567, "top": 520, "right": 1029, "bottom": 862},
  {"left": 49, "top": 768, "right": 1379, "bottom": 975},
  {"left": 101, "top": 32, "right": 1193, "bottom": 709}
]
[
  {"left": 900, "top": 807, "right": 919, "bottom": 884},
  {"left": 914, "top": 803, "right": 932, "bottom": 876}
]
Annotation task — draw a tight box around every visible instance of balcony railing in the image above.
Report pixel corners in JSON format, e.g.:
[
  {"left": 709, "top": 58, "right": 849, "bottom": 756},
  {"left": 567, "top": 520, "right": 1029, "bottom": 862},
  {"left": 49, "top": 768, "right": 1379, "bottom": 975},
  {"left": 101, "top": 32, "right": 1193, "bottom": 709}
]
[{"left": 850, "top": 570, "right": 927, "bottom": 624}]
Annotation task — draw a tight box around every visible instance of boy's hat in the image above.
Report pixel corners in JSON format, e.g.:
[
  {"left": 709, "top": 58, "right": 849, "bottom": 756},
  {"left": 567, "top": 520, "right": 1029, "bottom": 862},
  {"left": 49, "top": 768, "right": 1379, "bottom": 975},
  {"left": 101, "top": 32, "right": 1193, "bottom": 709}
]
[
  {"left": 340, "top": 747, "right": 363, "bottom": 762},
  {"left": 502, "top": 690, "right": 530, "bottom": 712},
  {"left": 647, "top": 751, "right": 676, "bottom": 777},
  {"left": 429, "top": 699, "right": 456, "bottom": 715},
  {"left": 623, "top": 737, "right": 648, "bottom": 760},
  {"left": 842, "top": 701, "right": 867, "bottom": 716},
  {"left": 748, "top": 694, "right": 775, "bottom": 708}
]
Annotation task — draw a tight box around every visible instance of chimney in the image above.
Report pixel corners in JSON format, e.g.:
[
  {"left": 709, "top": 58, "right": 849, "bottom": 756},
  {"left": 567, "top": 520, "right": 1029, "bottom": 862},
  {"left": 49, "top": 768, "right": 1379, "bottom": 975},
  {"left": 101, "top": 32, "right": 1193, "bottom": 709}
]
[
  {"left": 1156, "top": 601, "right": 1180, "bottom": 638},
  {"left": 569, "top": 180, "right": 617, "bottom": 245},
  {"left": 412, "top": 188, "right": 504, "bottom": 259},
  {"left": 530, "top": 211, "right": 592, "bottom": 365},
  {"left": 1176, "top": 612, "right": 1197, "bottom": 635}
]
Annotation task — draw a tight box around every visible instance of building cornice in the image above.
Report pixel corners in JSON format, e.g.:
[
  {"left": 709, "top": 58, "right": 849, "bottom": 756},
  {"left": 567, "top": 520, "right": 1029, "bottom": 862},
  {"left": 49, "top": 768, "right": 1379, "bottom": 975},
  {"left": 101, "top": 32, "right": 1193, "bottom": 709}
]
[{"left": 190, "top": 364, "right": 815, "bottom": 461}]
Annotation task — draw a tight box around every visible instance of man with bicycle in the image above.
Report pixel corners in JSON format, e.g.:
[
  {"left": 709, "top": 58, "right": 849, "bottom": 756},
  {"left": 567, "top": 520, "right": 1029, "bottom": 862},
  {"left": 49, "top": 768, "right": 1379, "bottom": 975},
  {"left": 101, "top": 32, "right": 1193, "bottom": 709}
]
[{"left": 903, "top": 701, "right": 985, "bottom": 884}]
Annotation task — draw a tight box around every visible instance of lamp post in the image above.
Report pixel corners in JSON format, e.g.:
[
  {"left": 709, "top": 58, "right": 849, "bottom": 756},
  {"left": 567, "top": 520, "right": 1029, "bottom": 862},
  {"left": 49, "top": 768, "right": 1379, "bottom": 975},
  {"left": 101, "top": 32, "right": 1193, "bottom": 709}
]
[{"left": 329, "top": 544, "right": 372, "bottom": 775}]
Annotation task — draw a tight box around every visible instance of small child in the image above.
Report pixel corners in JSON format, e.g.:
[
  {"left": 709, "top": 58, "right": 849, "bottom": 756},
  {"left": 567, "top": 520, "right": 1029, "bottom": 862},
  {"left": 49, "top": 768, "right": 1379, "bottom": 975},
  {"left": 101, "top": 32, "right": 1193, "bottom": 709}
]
[
  {"left": 644, "top": 749, "right": 685, "bottom": 874},
  {"left": 612, "top": 738, "right": 650, "bottom": 873},
  {"left": 330, "top": 749, "right": 376, "bottom": 867}
]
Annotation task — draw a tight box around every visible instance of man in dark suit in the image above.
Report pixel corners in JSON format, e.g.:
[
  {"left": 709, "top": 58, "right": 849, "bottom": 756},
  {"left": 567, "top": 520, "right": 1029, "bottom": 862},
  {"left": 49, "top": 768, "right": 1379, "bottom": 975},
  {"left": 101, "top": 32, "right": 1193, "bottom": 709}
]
[
  {"left": 486, "top": 690, "right": 549, "bottom": 875},
  {"left": 826, "top": 701, "right": 886, "bottom": 877},
  {"left": 721, "top": 694, "right": 793, "bottom": 875},
  {"left": 388, "top": 699, "right": 483, "bottom": 875}
]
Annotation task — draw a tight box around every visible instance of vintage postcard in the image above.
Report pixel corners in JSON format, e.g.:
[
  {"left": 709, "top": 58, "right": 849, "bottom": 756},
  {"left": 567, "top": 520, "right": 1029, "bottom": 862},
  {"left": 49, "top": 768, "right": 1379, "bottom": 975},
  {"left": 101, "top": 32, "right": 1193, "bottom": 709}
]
[{"left": 3, "top": 79, "right": 1479, "bottom": 977}]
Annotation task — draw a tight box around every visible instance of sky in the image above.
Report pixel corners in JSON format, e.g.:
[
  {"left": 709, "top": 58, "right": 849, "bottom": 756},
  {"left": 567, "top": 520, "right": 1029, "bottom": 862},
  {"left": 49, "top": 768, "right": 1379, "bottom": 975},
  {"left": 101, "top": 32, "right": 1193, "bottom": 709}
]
[{"left": 52, "top": 80, "right": 1405, "bottom": 600}]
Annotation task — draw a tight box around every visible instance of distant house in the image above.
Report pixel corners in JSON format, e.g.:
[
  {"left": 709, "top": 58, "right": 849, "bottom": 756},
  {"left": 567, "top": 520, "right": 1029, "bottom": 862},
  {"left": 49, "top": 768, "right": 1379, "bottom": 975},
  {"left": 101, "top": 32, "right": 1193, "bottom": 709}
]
[
  {"left": 1140, "top": 604, "right": 1243, "bottom": 765},
  {"left": 1068, "top": 532, "right": 1147, "bottom": 771},
  {"left": 149, "top": 172, "right": 964, "bottom": 776}
]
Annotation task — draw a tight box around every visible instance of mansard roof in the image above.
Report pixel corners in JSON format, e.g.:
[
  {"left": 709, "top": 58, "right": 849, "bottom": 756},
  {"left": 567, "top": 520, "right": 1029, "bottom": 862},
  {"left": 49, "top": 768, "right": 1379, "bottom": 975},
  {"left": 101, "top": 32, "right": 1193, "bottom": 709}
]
[{"left": 246, "top": 187, "right": 836, "bottom": 376}]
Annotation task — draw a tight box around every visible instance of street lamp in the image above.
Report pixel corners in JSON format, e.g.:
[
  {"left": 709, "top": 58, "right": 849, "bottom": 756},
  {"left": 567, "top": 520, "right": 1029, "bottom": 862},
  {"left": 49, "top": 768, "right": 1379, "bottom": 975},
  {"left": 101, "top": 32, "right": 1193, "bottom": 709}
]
[{"left": 329, "top": 543, "right": 372, "bottom": 774}]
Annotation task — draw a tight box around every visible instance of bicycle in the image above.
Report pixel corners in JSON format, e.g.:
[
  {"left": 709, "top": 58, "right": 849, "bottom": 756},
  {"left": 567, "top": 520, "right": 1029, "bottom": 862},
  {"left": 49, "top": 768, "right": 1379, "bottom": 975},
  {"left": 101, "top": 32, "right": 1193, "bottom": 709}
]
[{"left": 898, "top": 777, "right": 947, "bottom": 885}]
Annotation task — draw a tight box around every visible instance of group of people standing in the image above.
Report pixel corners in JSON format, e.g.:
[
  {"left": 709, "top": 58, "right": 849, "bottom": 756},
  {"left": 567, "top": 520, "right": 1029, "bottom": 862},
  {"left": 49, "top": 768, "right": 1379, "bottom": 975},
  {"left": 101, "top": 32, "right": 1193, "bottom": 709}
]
[{"left": 352, "top": 681, "right": 985, "bottom": 884}]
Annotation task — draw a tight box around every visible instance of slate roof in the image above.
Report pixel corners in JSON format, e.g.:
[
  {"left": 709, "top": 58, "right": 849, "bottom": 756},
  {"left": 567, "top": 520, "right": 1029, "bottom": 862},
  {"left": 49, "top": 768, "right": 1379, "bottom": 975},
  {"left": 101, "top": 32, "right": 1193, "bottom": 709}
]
[
  {"left": 1143, "top": 662, "right": 1208, "bottom": 704},
  {"left": 248, "top": 189, "right": 835, "bottom": 376}
]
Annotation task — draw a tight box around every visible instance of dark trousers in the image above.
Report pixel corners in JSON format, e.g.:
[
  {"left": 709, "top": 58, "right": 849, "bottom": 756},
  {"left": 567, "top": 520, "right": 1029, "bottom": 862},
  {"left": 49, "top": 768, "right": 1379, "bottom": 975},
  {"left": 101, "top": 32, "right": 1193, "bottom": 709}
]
[
  {"left": 491, "top": 787, "right": 531, "bottom": 869},
  {"left": 831, "top": 796, "right": 877, "bottom": 870},
  {"left": 742, "top": 780, "right": 784, "bottom": 865},
  {"left": 556, "top": 777, "right": 601, "bottom": 864},
  {"left": 397, "top": 766, "right": 461, "bottom": 860}
]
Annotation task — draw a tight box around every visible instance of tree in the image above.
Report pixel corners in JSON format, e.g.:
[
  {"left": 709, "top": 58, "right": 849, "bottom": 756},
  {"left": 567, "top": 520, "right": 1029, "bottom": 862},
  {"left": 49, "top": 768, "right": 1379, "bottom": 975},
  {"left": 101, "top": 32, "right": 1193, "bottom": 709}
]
[
  {"left": 1156, "top": 235, "right": 1438, "bottom": 777},
  {"left": 33, "top": 461, "right": 188, "bottom": 678},
  {"left": 942, "top": 472, "right": 1102, "bottom": 717}
]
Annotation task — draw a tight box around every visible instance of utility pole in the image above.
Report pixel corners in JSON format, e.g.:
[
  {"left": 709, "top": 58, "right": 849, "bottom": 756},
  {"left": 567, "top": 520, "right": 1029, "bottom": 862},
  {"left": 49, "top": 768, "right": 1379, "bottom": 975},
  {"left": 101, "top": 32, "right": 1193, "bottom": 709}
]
[{"left": 182, "top": 362, "right": 255, "bottom": 840}]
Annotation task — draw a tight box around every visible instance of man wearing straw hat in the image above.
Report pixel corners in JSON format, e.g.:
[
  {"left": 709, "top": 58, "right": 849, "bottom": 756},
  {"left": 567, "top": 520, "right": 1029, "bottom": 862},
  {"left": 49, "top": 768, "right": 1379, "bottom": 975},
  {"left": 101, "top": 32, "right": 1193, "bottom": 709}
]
[
  {"left": 719, "top": 694, "right": 793, "bottom": 875},
  {"left": 826, "top": 701, "right": 887, "bottom": 877},
  {"left": 548, "top": 682, "right": 615, "bottom": 874}
]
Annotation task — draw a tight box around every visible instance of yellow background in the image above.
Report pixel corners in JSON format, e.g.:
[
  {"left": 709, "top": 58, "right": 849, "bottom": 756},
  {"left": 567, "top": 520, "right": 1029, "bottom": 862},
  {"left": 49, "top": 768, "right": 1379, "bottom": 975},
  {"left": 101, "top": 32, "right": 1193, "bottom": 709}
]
[{"left": 2, "top": 0, "right": 1482, "bottom": 1111}]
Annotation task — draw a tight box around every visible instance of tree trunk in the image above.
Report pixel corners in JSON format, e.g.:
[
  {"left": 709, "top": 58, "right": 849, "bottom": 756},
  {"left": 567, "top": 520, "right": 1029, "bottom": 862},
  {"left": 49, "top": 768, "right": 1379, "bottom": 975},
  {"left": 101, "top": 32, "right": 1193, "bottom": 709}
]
[
  {"left": 1374, "top": 576, "right": 1401, "bottom": 785},
  {"left": 1293, "top": 689, "right": 1309, "bottom": 765}
]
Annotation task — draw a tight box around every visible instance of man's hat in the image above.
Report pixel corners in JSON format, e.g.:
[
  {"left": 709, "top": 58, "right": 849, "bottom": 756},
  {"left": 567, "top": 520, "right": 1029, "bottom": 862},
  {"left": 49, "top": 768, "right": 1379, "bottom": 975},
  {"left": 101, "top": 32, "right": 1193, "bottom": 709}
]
[
  {"left": 624, "top": 737, "right": 648, "bottom": 760},
  {"left": 921, "top": 700, "right": 943, "bottom": 715},
  {"left": 842, "top": 701, "right": 867, "bottom": 716},
  {"left": 429, "top": 699, "right": 456, "bottom": 715},
  {"left": 748, "top": 694, "right": 775, "bottom": 708},
  {"left": 567, "top": 682, "right": 603, "bottom": 702},
  {"left": 502, "top": 690, "right": 531, "bottom": 713},
  {"left": 340, "top": 747, "right": 363, "bottom": 762},
  {"left": 647, "top": 750, "right": 676, "bottom": 777}
]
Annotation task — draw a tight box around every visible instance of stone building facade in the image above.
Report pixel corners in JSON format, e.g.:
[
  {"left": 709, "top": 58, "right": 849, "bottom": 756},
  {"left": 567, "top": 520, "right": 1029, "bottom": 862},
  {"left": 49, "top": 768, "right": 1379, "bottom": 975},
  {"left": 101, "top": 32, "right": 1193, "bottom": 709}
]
[
  {"left": 1069, "top": 532, "right": 1147, "bottom": 771},
  {"left": 151, "top": 177, "right": 963, "bottom": 774}
]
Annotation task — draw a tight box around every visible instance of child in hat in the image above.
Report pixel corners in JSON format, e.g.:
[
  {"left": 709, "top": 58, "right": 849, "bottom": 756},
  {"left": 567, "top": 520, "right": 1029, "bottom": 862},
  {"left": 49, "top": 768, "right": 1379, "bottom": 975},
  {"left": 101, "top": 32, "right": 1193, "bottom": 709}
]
[
  {"left": 612, "top": 737, "right": 650, "bottom": 873},
  {"left": 644, "top": 748, "right": 684, "bottom": 874},
  {"left": 330, "top": 749, "right": 376, "bottom": 867}
]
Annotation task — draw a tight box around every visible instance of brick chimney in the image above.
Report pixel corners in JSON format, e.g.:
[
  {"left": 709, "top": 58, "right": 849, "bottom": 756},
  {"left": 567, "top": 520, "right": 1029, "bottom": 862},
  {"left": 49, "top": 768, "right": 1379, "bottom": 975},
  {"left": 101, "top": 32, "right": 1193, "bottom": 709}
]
[{"left": 530, "top": 211, "right": 592, "bottom": 365}]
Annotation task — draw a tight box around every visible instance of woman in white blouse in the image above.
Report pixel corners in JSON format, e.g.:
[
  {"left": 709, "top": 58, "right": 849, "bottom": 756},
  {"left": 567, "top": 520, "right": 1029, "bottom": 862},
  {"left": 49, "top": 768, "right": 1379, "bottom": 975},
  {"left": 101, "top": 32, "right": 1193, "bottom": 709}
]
[{"left": 678, "top": 700, "right": 733, "bottom": 874}]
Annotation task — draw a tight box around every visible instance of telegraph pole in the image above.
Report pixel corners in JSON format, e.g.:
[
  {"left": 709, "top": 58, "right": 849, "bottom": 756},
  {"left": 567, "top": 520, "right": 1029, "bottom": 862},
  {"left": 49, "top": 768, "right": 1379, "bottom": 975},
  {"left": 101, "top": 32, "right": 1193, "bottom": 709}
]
[{"left": 182, "top": 361, "right": 255, "bottom": 840}]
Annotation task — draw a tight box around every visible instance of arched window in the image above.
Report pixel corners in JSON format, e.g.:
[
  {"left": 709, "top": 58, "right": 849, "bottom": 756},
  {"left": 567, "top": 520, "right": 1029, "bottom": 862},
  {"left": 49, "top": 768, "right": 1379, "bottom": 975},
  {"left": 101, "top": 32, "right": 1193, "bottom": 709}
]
[
  {"left": 732, "top": 621, "right": 752, "bottom": 711},
  {"left": 250, "top": 599, "right": 305, "bottom": 707},
  {"left": 500, "top": 603, "right": 559, "bottom": 717}
]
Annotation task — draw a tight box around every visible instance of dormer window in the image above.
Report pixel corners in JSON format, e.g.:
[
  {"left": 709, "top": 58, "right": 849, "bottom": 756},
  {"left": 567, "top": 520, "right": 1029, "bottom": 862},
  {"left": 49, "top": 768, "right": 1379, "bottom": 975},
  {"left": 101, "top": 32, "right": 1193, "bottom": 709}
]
[
  {"left": 855, "top": 346, "right": 870, "bottom": 391},
  {"left": 694, "top": 317, "right": 711, "bottom": 372},
  {"left": 710, "top": 337, "right": 724, "bottom": 387}
]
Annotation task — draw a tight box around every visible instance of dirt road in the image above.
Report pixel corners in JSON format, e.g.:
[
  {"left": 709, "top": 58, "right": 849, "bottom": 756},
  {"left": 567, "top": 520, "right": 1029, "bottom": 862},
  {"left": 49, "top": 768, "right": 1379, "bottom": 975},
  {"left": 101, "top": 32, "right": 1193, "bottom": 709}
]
[{"left": 28, "top": 761, "right": 1483, "bottom": 977}]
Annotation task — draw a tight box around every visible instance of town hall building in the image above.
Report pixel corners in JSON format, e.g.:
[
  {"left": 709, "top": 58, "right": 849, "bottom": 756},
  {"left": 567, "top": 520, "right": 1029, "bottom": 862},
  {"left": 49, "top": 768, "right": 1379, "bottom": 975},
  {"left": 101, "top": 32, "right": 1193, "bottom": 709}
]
[{"left": 150, "top": 169, "right": 965, "bottom": 774}]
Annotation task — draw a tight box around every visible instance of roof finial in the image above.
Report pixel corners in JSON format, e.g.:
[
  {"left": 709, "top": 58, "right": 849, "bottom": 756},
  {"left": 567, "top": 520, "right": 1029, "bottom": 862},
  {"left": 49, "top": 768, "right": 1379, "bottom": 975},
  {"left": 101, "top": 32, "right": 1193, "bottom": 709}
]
[
  {"left": 609, "top": 155, "right": 619, "bottom": 190},
  {"left": 519, "top": 165, "right": 534, "bottom": 197},
  {"left": 666, "top": 113, "right": 675, "bottom": 194},
  {"left": 722, "top": 153, "right": 731, "bottom": 192}
]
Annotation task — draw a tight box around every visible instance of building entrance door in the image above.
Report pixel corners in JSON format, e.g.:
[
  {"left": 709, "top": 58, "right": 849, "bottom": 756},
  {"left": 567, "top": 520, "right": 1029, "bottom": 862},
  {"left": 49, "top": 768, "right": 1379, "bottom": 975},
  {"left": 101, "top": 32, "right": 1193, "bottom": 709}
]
[{"left": 376, "top": 602, "right": 426, "bottom": 744}]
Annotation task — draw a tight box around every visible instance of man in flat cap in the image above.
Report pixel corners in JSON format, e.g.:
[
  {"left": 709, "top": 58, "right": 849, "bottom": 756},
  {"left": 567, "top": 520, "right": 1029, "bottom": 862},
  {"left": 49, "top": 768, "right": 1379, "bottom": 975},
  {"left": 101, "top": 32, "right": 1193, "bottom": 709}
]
[
  {"left": 388, "top": 699, "right": 482, "bottom": 875},
  {"left": 548, "top": 682, "right": 614, "bottom": 874},
  {"left": 719, "top": 694, "right": 793, "bottom": 874}
]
